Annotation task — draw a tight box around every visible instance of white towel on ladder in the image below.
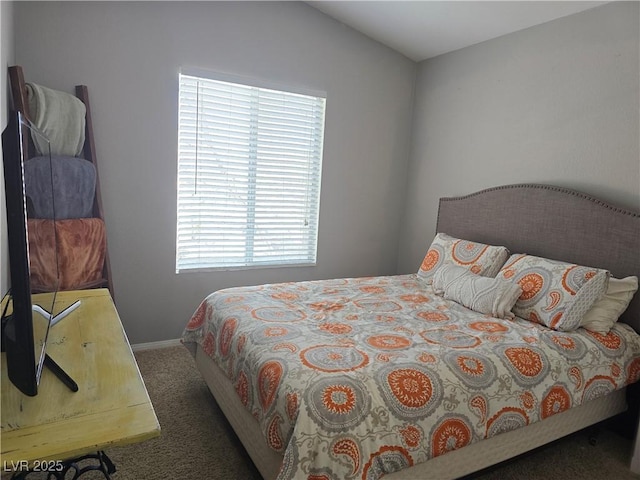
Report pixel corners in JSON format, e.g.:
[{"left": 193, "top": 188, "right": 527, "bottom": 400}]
[{"left": 26, "top": 82, "right": 86, "bottom": 157}]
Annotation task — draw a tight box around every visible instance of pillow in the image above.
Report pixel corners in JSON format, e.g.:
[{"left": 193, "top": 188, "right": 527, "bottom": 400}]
[
  {"left": 432, "top": 264, "right": 523, "bottom": 319},
  {"left": 498, "top": 254, "right": 609, "bottom": 331},
  {"left": 417, "top": 233, "right": 509, "bottom": 284},
  {"left": 580, "top": 276, "right": 638, "bottom": 334}
]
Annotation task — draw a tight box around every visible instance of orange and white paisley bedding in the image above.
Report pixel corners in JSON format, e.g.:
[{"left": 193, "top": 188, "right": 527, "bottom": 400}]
[{"left": 181, "top": 274, "right": 640, "bottom": 480}]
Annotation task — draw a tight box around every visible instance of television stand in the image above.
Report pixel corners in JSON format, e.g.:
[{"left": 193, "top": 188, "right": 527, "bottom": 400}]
[
  {"left": 0, "top": 300, "right": 80, "bottom": 392},
  {"left": 32, "top": 300, "right": 81, "bottom": 327},
  {"left": 43, "top": 353, "right": 79, "bottom": 392},
  {"left": 31, "top": 300, "right": 82, "bottom": 393}
]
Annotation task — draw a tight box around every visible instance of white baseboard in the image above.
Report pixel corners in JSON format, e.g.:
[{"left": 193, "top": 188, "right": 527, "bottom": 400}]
[{"left": 132, "top": 338, "right": 182, "bottom": 352}]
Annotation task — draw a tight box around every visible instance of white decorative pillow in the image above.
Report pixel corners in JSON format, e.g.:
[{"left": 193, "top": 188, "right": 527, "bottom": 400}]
[
  {"left": 432, "top": 264, "right": 523, "bottom": 319},
  {"left": 498, "top": 254, "right": 610, "bottom": 331},
  {"left": 580, "top": 276, "right": 638, "bottom": 334},
  {"left": 417, "top": 233, "right": 509, "bottom": 284}
]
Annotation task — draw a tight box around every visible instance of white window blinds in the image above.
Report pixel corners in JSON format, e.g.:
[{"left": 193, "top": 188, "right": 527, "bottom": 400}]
[{"left": 176, "top": 72, "right": 326, "bottom": 272}]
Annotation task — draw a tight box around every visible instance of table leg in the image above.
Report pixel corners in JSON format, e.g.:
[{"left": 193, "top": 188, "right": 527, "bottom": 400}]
[{"left": 9, "top": 451, "right": 116, "bottom": 480}]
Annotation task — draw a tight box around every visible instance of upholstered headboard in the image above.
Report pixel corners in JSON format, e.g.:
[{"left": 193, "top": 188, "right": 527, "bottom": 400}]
[{"left": 436, "top": 184, "right": 640, "bottom": 332}]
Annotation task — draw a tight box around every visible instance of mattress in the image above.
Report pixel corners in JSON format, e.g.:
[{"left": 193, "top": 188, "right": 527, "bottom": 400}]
[{"left": 182, "top": 274, "right": 640, "bottom": 479}]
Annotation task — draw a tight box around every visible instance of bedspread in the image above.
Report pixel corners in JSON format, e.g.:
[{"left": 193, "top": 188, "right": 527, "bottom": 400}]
[{"left": 182, "top": 274, "right": 640, "bottom": 480}]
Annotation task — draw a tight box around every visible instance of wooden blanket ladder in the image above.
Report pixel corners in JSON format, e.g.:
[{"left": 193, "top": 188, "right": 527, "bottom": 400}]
[{"left": 8, "top": 65, "right": 114, "bottom": 298}]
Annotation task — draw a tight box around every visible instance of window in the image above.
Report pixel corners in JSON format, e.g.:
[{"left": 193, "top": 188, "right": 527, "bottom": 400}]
[{"left": 176, "top": 70, "right": 326, "bottom": 272}]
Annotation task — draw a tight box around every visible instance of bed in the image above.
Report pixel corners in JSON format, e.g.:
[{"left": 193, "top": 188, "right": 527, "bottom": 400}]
[{"left": 181, "top": 183, "right": 640, "bottom": 480}]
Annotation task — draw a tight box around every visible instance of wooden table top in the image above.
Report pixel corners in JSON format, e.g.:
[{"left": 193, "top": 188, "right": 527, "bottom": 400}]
[{"left": 1, "top": 288, "right": 160, "bottom": 464}]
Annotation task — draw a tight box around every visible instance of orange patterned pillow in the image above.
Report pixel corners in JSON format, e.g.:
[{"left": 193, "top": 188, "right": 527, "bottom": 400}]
[
  {"left": 417, "top": 233, "right": 509, "bottom": 284},
  {"left": 498, "top": 254, "right": 610, "bottom": 331}
]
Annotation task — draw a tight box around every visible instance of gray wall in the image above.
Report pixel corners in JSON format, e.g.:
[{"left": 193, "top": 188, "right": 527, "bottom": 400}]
[
  {"left": 10, "top": 2, "right": 639, "bottom": 344},
  {"left": 398, "top": 2, "right": 640, "bottom": 274},
  {"left": 14, "top": 1, "right": 416, "bottom": 343},
  {"left": 1, "top": 1, "right": 14, "bottom": 297}
]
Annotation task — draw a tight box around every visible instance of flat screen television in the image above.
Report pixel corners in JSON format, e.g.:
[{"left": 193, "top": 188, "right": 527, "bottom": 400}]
[{"left": 1, "top": 110, "right": 78, "bottom": 396}]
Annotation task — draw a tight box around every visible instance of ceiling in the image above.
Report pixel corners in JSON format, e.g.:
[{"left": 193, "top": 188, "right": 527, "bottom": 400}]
[{"left": 307, "top": 1, "right": 610, "bottom": 61}]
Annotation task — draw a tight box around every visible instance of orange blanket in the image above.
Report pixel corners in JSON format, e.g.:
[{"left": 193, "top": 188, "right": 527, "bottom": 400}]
[{"left": 27, "top": 218, "right": 106, "bottom": 292}]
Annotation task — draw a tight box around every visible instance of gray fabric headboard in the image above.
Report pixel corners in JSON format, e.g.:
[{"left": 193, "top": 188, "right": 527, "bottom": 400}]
[{"left": 436, "top": 184, "right": 640, "bottom": 333}]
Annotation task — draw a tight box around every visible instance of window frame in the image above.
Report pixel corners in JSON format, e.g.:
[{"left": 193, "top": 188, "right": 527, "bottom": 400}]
[{"left": 175, "top": 67, "right": 327, "bottom": 273}]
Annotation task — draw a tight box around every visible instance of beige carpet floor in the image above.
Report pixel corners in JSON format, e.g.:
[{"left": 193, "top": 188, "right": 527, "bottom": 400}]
[{"left": 25, "top": 345, "right": 640, "bottom": 480}]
